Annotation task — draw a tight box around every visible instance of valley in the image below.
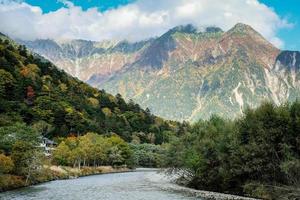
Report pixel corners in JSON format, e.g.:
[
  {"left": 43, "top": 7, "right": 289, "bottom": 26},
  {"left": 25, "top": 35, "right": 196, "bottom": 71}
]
[{"left": 0, "top": 22, "right": 299, "bottom": 200}]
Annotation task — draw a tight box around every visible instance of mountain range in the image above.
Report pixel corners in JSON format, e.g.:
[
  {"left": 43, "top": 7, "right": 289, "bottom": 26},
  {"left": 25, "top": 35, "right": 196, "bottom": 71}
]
[{"left": 19, "top": 23, "right": 300, "bottom": 121}]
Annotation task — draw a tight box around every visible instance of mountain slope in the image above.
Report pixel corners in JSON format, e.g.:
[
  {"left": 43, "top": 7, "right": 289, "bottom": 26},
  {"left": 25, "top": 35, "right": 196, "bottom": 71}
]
[
  {"left": 0, "top": 34, "right": 174, "bottom": 143},
  {"left": 19, "top": 24, "right": 300, "bottom": 121},
  {"left": 19, "top": 39, "right": 151, "bottom": 82},
  {"left": 99, "top": 23, "right": 300, "bottom": 121}
]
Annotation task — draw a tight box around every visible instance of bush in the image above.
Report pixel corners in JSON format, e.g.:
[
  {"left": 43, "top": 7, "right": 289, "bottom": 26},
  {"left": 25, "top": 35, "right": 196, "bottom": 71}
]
[
  {"left": 0, "top": 175, "right": 25, "bottom": 191},
  {"left": 280, "top": 158, "right": 300, "bottom": 185},
  {"left": 0, "top": 154, "right": 14, "bottom": 174},
  {"left": 243, "top": 182, "right": 272, "bottom": 199}
]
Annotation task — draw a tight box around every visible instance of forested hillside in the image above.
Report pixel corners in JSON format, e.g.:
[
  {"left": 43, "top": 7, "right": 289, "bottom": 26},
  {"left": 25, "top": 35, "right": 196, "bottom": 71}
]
[
  {"left": 0, "top": 34, "right": 177, "bottom": 191},
  {"left": 0, "top": 34, "right": 176, "bottom": 144}
]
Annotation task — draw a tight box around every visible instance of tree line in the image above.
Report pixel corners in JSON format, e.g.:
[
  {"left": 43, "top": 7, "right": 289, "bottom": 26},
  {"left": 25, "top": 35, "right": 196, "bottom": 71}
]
[
  {"left": 0, "top": 122, "right": 168, "bottom": 191},
  {"left": 165, "top": 102, "right": 300, "bottom": 199},
  {"left": 53, "top": 133, "right": 132, "bottom": 168}
]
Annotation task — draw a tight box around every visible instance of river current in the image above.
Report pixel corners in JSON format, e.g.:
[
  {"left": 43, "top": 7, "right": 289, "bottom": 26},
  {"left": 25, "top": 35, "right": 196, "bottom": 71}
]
[{"left": 0, "top": 169, "right": 203, "bottom": 200}]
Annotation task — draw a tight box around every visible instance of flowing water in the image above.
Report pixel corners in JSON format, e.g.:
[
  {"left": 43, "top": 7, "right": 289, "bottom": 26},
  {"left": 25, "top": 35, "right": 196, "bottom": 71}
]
[{"left": 0, "top": 169, "right": 203, "bottom": 200}]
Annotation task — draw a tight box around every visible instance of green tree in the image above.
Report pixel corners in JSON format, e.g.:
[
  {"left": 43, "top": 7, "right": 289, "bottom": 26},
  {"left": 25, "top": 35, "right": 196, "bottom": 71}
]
[
  {"left": 107, "top": 146, "right": 124, "bottom": 166},
  {"left": 53, "top": 141, "right": 70, "bottom": 166},
  {"left": 32, "top": 120, "right": 54, "bottom": 136},
  {"left": 0, "top": 69, "right": 15, "bottom": 98},
  {"left": 0, "top": 123, "right": 40, "bottom": 153},
  {"left": 11, "top": 141, "right": 42, "bottom": 183}
]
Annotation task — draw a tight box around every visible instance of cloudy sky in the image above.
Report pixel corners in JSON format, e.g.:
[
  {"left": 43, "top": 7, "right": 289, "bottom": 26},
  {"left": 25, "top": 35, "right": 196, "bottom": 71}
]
[{"left": 0, "top": 0, "right": 299, "bottom": 50}]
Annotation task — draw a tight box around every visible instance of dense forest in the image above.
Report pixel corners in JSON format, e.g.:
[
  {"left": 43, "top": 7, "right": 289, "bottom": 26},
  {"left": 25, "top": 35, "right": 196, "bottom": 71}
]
[
  {"left": 166, "top": 102, "right": 300, "bottom": 199},
  {"left": 0, "top": 34, "right": 178, "bottom": 143}
]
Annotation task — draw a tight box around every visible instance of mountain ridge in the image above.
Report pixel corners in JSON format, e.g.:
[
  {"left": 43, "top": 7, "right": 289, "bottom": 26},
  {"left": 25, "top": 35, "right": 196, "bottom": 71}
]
[{"left": 17, "top": 23, "right": 300, "bottom": 121}]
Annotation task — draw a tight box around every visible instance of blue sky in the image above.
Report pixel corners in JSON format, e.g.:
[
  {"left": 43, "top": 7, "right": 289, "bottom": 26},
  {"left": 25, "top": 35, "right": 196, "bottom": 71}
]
[
  {"left": 1, "top": 0, "right": 299, "bottom": 50},
  {"left": 260, "top": 0, "right": 300, "bottom": 50},
  {"left": 24, "top": 0, "right": 134, "bottom": 12}
]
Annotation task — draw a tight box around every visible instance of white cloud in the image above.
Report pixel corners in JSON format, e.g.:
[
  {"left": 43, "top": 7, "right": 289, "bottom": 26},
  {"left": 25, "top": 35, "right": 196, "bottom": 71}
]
[{"left": 0, "top": 0, "right": 293, "bottom": 48}]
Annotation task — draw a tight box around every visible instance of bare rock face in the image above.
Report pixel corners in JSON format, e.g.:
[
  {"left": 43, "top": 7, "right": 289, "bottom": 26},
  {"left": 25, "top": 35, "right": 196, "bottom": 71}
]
[
  {"left": 19, "top": 39, "right": 151, "bottom": 82},
  {"left": 20, "top": 24, "right": 300, "bottom": 122}
]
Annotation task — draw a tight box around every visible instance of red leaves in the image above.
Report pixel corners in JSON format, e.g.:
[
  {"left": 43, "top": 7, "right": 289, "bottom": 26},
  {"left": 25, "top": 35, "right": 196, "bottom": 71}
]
[{"left": 25, "top": 86, "right": 35, "bottom": 105}]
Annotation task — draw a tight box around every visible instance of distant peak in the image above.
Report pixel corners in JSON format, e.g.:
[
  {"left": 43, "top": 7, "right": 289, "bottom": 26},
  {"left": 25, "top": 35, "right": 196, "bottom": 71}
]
[{"left": 230, "top": 23, "right": 257, "bottom": 33}]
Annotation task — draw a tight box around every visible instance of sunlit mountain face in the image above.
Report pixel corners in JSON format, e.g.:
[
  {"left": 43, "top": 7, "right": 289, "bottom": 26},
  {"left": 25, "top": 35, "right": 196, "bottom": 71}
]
[{"left": 20, "top": 23, "right": 300, "bottom": 121}]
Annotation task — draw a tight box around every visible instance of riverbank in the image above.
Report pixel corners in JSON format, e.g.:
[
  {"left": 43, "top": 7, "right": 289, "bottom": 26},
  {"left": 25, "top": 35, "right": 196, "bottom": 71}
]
[
  {"left": 147, "top": 171, "right": 260, "bottom": 200},
  {"left": 154, "top": 170, "right": 300, "bottom": 200},
  {"left": 0, "top": 165, "right": 132, "bottom": 192}
]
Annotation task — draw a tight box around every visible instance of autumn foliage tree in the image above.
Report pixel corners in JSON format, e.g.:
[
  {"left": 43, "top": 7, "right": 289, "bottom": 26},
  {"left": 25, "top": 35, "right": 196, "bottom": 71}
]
[
  {"left": 26, "top": 86, "right": 35, "bottom": 104},
  {"left": 0, "top": 154, "right": 14, "bottom": 174},
  {"left": 52, "top": 133, "right": 133, "bottom": 168}
]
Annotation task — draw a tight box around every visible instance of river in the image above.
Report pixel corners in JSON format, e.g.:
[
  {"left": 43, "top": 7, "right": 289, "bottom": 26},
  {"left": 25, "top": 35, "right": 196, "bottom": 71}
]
[{"left": 0, "top": 169, "right": 203, "bottom": 200}]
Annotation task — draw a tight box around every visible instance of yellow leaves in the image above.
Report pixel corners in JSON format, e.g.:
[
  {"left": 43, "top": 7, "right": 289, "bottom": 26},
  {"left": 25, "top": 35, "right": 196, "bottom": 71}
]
[
  {"left": 20, "top": 67, "right": 29, "bottom": 77},
  {"left": 102, "top": 107, "right": 112, "bottom": 117},
  {"left": 65, "top": 136, "right": 78, "bottom": 150},
  {"left": 107, "top": 134, "right": 125, "bottom": 146},
  {"left": 0, "top": 154, "right": 14, "bottom": 174},
  {"left": 27, "top": 64, "right": 39, "bottom": 72},
  {"left": 87, "top": 97, "right": 99, "bottom": 108},
  {"left": 65, "top": 107, "right": 74, "bottom": 114},
  {"left": 42, "top": 75, "right": 52, "bottom": 84},
  {"left": 20, "top": 64, "right": 40, "bottom": 81},
  {"left": 59, "top": 83, "right": 68, "bottom": 93},
  {"left": 85, "top": 132, "right": 99, "bottom": 139},
  {"left": 42, "top": 85, "right": 50, "bottom": 93},
  {"left": 93, "top": 92, "right": 100, "bottom": 98},
  {"left": 54, "top": 133, "right": 130, "bottom": 167},
  {"left": 108, "top": 94, "right": 117, "bottom": 104},
  {"left": 52, "top": 141, "right": 71, "bottom": 165},
  {"left": 40, "top": 76, "right": 53, "bottom": 95}
]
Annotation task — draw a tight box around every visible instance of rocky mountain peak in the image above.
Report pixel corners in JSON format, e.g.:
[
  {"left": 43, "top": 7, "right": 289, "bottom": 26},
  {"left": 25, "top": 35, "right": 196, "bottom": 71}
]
[
  {"left": 230, "top": 23, "right": 257, "bottom": 33},
  {"left": 226, "top": 23, "right": 269, "bottom": 43},
  {"left": 18, "top": 23, "right": 300, "bottom": 122}
]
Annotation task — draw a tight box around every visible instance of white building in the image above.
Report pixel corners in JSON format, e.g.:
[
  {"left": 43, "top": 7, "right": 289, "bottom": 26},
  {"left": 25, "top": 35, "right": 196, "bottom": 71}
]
[{"left": 39, "top": 137, "right": 57, "bottom": 156}]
